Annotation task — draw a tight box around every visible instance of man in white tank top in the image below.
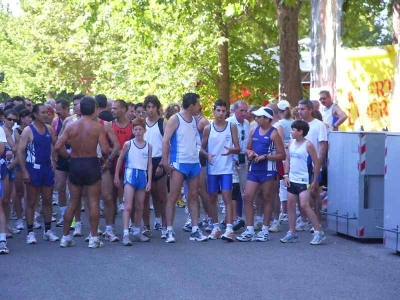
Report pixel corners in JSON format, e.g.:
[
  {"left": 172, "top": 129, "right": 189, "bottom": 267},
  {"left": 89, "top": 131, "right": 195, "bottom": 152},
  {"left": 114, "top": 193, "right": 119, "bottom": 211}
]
[
  {"left": 319, "top": 90, "right": 347, "bottom": 131},
  {"left": 143, "top": 95, "right": 168, "bottom": 239},
  {"left": 160, "top": 93, "right": 207, "bottom": 243},
  {"left": 200, "top": 100, "right": 240, "bottom": 242}
]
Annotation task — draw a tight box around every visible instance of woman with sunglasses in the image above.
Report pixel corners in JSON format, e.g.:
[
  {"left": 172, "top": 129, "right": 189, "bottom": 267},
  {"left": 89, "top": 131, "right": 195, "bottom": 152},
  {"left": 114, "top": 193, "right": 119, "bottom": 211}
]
[
  {"left": 11, "top": 109, "right": 32, "bottom": 231},
  {"left": 1, "top": 109, "right": 19, "bottom": 237}
]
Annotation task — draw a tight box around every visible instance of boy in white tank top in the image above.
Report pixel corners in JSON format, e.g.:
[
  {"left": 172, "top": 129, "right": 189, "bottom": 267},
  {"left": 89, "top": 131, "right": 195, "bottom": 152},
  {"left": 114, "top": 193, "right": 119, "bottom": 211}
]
[
  {"left": 281, "top": 120, "right": 326, "bottom": 245},
  {"left": 200, "top": 100, "right": 240, "bottom": 242},
  {"left": 114, "top": 117, "right": 153, "bottom": 246}
]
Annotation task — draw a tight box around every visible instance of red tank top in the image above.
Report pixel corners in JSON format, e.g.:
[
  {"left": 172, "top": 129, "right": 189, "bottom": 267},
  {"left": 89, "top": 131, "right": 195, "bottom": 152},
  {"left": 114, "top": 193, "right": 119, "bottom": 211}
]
[{"left": 112, "top": 120, "right": 133, "bottom": 150}]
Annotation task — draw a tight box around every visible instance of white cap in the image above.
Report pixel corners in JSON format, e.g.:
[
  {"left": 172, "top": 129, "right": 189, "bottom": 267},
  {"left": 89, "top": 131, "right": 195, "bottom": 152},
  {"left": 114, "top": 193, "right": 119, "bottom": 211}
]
[
  {"left": 277, "top": 100, "right": 290, "bottom": 111},
  {"left": 252, "top": 107, "right": 274, "bottom": 119}
]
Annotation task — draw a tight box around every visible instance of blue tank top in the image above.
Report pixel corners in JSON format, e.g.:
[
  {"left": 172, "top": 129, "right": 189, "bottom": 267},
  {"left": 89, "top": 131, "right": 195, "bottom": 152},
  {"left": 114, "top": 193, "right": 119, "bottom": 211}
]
[
  {"left": 26, "top": 124, "right": 52, "bottom": 165},
  {"left": 250, "top": 126, "right": 277, "bottom": 172}
]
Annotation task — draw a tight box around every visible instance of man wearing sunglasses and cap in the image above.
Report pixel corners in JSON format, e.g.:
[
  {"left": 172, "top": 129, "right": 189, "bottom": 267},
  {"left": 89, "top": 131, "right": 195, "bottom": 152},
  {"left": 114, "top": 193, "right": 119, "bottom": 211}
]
[{"left": 227, "top": 101, "right": 250, "bottom": 231}]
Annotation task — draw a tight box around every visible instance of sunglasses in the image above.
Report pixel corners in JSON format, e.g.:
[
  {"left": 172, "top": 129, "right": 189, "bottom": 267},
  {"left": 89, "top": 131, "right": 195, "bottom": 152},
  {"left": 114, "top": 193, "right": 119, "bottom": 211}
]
[
  {"left": 6, "top": 118, "right": 17, "bottom": 122},
  {"left": 241, "top": 129, "right": 245, "bottom": 141}
]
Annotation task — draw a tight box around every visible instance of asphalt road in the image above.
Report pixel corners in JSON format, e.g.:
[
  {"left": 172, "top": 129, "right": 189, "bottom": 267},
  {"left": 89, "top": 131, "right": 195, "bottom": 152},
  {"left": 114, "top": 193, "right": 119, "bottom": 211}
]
[{"left": 2, "top": 206, "right": 400, "bottom": 300}]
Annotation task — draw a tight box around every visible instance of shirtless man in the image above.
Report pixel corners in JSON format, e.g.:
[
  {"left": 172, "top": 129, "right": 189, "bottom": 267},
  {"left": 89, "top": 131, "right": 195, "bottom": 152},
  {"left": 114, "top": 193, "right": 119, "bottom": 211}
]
[{"left": 55, "top": 96, "right": 110, "bottom": 248}]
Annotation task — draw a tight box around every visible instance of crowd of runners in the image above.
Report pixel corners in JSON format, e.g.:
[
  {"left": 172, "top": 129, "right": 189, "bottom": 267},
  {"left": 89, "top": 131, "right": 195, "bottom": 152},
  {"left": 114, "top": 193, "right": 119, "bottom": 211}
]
[{"left": 0, "top": 90, "right": 348, "bottom": 254}]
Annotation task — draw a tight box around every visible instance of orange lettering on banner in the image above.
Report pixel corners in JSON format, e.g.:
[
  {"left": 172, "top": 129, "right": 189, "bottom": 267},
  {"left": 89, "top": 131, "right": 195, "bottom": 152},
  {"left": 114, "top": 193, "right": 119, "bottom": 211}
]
[{"left": 379, "top": 99, "right": 389, "bottom": 117}]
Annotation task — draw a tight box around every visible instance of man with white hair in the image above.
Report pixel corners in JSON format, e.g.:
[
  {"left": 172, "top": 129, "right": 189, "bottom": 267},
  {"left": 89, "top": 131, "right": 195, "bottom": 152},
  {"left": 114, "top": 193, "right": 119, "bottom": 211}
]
[{"left": 319, "top": 90, "right": 347, "bottom": 131}]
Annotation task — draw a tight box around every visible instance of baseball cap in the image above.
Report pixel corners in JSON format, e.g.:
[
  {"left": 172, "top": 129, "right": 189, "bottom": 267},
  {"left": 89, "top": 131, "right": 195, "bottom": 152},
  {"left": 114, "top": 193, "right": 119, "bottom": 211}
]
[
  {"left": 277, "top": 100, "right": 290, "bottom": 111},
  {"left": 252, "top": 107, "right": 274, "bottom": 119}
]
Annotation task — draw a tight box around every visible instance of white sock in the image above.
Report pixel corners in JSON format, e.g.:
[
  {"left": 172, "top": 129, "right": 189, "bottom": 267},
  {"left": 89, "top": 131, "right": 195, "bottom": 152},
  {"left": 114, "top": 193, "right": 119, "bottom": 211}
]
[
  {"left": 213, "top": 223, "right": 220, "bottom": 230},
  {"left": 62, "top": 234, "right": 71, "bottom": 241},
  {"left": 155, "top": 218, "right": 161, "bottom": 224},
  {"left": 167, "top": 226, "right": 173, "bottom": 231},
  {"left": 192, "top": 225, "right": 199, "bottom": 233},
  {"left": 60, "top": 206, "right": 67, "bottom": 216},
  {"left": 262, "top": 225, "right": 269, "bottom": 231},
  {"left": 0, "top": 233, "right": 6, "bottom": 241},
  {"left": 123, "top": 229, "right": 129, "bottom": 236},
  {"left": 246, "top": 226, "right": 254, "bottom": 233},
  {"left": 106, "top": 225, "right": 113, "bottom": 232},
  {"left": 226, "top": 224, "right": 233, "bottom": 231}
]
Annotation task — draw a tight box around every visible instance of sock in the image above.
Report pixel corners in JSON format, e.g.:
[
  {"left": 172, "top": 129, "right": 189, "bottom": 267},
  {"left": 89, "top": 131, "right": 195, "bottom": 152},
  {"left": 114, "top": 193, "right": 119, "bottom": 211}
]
[
  {"left": 262, "top": 225, "right": 269, "bottom": 231},
  {"left": 246, "top": 226, "right": 254, "bottom": 234},
  {"left": 213, "top": 223, "right": 220, "bottom": 230},
  {"left": 155, "top": 218, "right": 161, "bottom": 224},
  {"left": 63, "top": 234, "right": 71, "bottom": 241},
  {"left": 167, "top": 226, "right": 173, "bottom": 231},
  {"left": 91, "top": 235, "right": 99, "bottom": 241},
  {"left": 226, "top": 224, "right": 233, "bottom": 231},
  {"left": 192, "top": 225, "right": 199, "bottom": 233},
  {"left": 0, "top": 233, "right": 6, "bottom": 241},
  {"left": 27, "top": 224, "right": 33, "bottom": 234},
  {"left": 60, "top": 206, "right": 67, "bottom": 217},
  {"left": 133, "top": 227, "right": 140, "bottom": 235},
  {"left": 45, "top": 222, "right": 51, "bottom": 232},
  {"left": 123, "top": 229, "right": 129, "bottom": 236},
  {"left": 106, "top": 225, "right": 113, "bottom": 232}
]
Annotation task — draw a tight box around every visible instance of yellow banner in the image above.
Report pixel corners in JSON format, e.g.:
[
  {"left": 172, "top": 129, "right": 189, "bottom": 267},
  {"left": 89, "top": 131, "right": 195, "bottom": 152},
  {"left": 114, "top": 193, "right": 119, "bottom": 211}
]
[{"left": 336, "top": 45, "right": 395, "bottom": 131}]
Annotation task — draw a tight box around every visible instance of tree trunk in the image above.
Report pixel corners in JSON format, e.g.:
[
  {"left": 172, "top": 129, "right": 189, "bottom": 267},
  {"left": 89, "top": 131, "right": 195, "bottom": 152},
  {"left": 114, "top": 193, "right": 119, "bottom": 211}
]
[
  {"left": 274, "top": 0, "right": 303, "bottom": 106},
  {"left": 217, "top": 21, "right": 230, "bottom": 102}
]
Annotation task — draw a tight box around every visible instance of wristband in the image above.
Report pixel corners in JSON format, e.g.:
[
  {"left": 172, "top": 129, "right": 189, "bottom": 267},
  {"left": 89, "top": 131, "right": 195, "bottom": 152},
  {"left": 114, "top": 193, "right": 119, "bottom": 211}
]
[{"left": 283, "top": 175, "right": 288, "bottom": 178}]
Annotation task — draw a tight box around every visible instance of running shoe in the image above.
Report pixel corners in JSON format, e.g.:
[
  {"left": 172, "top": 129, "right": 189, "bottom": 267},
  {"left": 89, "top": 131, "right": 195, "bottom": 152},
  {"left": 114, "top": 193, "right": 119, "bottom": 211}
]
[
  {"left": 118, "top": 203, "right": 124, "bottom": 212},
  {"left": 88, "top": 237, "right": 104, "bottom": 248},
  {"left": 208, "top": 228, "right": 222, "bottom": 240},
  {"left": 256, "top": 229, "right": 270, "bottom": 242},
  {"left": 85, "top": 234, "right": 91, "bottom": 242},
  {"left": 184, "top": 206, "right": 189, "bottom": 215},
  {"left": 33, "top": 220, "right": 42, "bottom": 229},
  {"left": 73, "top": 223, "right": 83, "bottom": 237},
  {"left": 183, "top": 217, "right": 192, "bottom": 232},
  {"left": 122, "top": 234, "right": 132, "bottom": 246},
  {"left": 56, "top": 217, "right": 64, "bottom": 227},
  {"left": 296, "top": 221, "right": 311, "bottom": 232},
  {"left": 132, "top": 233, "right": 150, "bottom": 242},
  {"left": 0, "top": 240, "right": 10, "bottom": 254},
  {"left": 232, "top": 218, "right": 245, "bottom": 231},
  {"left": 8, "top": 226, "right": 21, "bottom": 235},
  {"left": 222, "top": 206, "right": 226, "bottom": 214},
  {"left": 269, "top": 220, "right": 282, "bottom": 233},
  {"left": 104, "top": 230, "right": 119, "bottom": 242},
  {"left": 70, "top": 219, "right": 76, "bottom": 230},
  {"left": 26, "top": 232, "right": 37, "bottom": 244},
  {"left": 280, "top": 231, "right": 299, "bottom": 243},
  {"left": 142, "top": 226, "right": 152, "bottom": 238},
  {"left": 165, "top": 230, "right": 176, "bottom": 243},
  {"left": 60, "top": 237, "right": 76, "bottom": 248},
  {"left": 51, "top": 216, "right": 57, "bottom": 222},
  {"left": 161, "top": 228, "right": 167, "bottom": 239},
  {"left": 150, "top": 204, "right": 154, "bottom": 210},
  {"left": 154, "top": 221, "right": 162, "bottom": 231},
  {"left": 254, "top": 220, "right": 263, "bottom": 231},
  {"left": 189, "top": 229, "right": 208, "bottom": 242},
  {"left": 97, "top": 227, "right": 103, "bottom": 236},
  {"left": 310, "top": 225, "right": 322, "bottom": 234},
  {"left": 176, "top": 199, "right": 186, "bottom": 208},
  {"left": 221, "top": 230, "right": 235, "bottom": 242},
  {"left": 310, "top": 232, "right": 326, "bottom": 245},
  {"left": 44, "top": 230, "right": 60, "bottom": 242},
  {"left": 16, "top": 219, "right": 25, "bottom": 231},
  {"left": 279, "top": 213, "right": 288, "bottom": 223},
  {"left": 10, "top": 212, "right": 17, "bottom": 220},
  {"left": 205, "top": 223, "right": 213, "bottom": 233},
  {"left": 236, "top": 229, "right": 256, "bottom": 242}
]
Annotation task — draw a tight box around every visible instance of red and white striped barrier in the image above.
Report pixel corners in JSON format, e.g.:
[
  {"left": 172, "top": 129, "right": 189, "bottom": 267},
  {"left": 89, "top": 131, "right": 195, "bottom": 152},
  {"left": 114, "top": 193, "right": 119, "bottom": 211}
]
[
  {"left": 358, "top": 133, "right": 366, "bottom": 174},
  {"left": 384, "top": 135, "right": 388, "bottom": 176}
]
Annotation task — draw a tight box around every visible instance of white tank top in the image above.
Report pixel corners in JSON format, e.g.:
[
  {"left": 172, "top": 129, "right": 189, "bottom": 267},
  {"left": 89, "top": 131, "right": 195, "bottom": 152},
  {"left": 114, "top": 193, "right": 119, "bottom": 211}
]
[
  {"left": 144, "top": 119, "right": 162, "bottom": 158},
  {"left": 170, "top": 113, "right": 199, "bottom": 164},
  {"left": 125, "top": 140, "right": 149, "bottom": 170},
  {"left": 207, "top": 122, "right": 234, "bottom": 175},
  {"left": 322, "top": 104, "right": 335, "bottom": 131},
  {"left": 289, "top": 140, "right": 309, "bottom": 184}
]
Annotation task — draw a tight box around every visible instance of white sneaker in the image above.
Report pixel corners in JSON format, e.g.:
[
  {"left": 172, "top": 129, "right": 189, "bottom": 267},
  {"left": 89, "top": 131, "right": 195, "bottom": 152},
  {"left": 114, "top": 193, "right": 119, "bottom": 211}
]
[
  {"left": 122, "top": 234, "right": 132, "bottom": 246},
  {"left": 161, "top": 228, "right": 167, "bottom": 239},
  {"left": 43, "top": 230, "right": 60, "bottom": 242},
  {"left": 118, "top": 203, "right": 124, "bottom": 212},
  {"left": 132, "top": 232, "right": 150, "bottom": 242},
  {"left": 88, "top": 237, "right": 104, "bottom": 248},
  {"left": 33, "top": 220, "right": 42, "bottom": 229},
  {"left": 269, "top": 220, "right": 281, "bottom": 233},
  {"left": 208, "top": 228, "right": 222, "bottom": 240},
  {"left": 165, "top": 230, "right": 176, "bottom": 243},
  {"left": 73, "top": 223, "right": 83, "bottom": 237},
  {"left": 8, "top": 226, "right": 21, "bottom": 234},
  {"left": 256, "top": 229, "right": 270, "bottom": 242},
  {"left": 16, "top": 219, "right": 25, "bottom": 230},
  {"left": 26, "top": 232, "right": 37, "bottom": 244},
  {"left": 279, "top": 213, "right": 288, "bottom": 223},
  {"left": 296, "top": 221, "right": 311, "bottom": 232},
  {"left": 60, "top": 237, "right": 75, "bottom": 248},
  {"left": 104, "top": 230, "right": 119, "bottom": 242}
]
